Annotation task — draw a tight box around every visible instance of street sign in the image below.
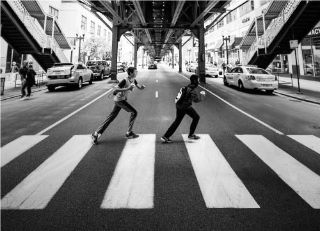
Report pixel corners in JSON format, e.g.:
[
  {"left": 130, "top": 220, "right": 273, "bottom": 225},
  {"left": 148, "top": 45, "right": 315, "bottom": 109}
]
[{"left": 290, "top": 40, "right": 299, "bottom": 49}]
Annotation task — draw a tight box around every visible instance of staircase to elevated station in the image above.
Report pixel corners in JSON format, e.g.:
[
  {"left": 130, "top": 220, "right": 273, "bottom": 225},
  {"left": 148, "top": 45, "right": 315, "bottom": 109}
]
[
  {"left": 1, "top": 0, "right": 69, "bottom": 71},
  {"left": 241, "top": 0, "right": 320, "bottom": 69}
]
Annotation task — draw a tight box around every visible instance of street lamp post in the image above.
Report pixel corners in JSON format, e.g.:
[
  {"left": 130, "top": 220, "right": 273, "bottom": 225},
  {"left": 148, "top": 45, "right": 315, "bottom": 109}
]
[
  {"left": 187, "top": 48, "right": 191, "bottom": 64},
  {"left": 222, "top": 35, "right": 230, "bottom": 65},
  {"left": 76, "top": 34, "right": 85, "bottom": 62}
]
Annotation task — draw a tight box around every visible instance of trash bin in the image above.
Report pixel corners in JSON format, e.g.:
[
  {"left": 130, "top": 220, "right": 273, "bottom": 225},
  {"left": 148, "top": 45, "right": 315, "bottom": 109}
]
[{"left": 1, "top": 77, "right": 5, "bottom": 95}]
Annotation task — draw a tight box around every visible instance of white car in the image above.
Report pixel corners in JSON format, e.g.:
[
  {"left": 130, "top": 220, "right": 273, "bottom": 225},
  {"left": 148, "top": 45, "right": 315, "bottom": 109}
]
[
  {"left": 223, "top": 65, "right": 278, "bottom": 94},
  {"left": 46, "top": 63, "right": 93, "bottom": 91},
  {"left": 205, "top": 65, "right": 223, "bottom": 78}
]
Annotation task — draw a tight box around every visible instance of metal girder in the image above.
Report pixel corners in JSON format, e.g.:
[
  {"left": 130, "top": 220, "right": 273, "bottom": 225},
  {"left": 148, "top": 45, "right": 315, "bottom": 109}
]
[
  {"left": 91, "top": 11, "right": 112, "bottom": 30},
  {"left": 171, "top": 1, "right": 185, "bottom": 26},
  {"left": 190, "top": 0, "right": 220, "bottom": 27},
  {"left": 132, "top": 1, "right": 152, "bottom": 43},
  {"left": 97, "top": 0, "right": 123, "bottom": 24}
]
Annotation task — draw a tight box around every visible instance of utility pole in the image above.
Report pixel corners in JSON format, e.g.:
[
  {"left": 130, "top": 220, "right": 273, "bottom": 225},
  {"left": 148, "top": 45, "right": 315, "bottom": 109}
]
[
  {"left": 222, "top": 35, "right": 230, "bottom": 65},
  {"left": 76, "top": 34, "right": 85, "bottom": 62}
]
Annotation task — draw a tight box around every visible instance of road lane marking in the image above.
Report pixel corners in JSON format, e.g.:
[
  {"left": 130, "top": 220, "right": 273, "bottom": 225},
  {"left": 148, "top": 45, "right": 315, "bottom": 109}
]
[
  {"left": 182, "top": 134, "right": 259, "bottom": 208},
  {"left": 36, "top": 88, "right": 113, "bottom": 135},
  {"left": 101, "top": 134, "right": 155, "bottom": 209},
  {"left": 237, "top": 135, "right": 320, "bottom": 209},
  {"left": 288, "top": 135, "right": 320, "bottom": 155},
  {"left": 1, "top": 135, "right": 92, "bottom": 209},
  {"left": 178, "top": 74, "right": 284, "bottom": 135},
  {"left": 155, "top": 91, "right": 158, "bottom": 98},
  {"left": 1, "top": 135, "right": 48, "bottom": 167}
]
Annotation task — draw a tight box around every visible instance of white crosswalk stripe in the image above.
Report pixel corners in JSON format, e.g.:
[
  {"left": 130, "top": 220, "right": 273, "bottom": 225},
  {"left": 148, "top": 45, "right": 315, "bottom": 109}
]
[
  {"left": 237, "top": 135, "right": 320, "bottom": 209},
  {"left": 1, "top": 133, "right": 320, "bottom": 210},
  {"left": 183, "top": 134, "right": 259, "bottom": 208},
  {"left": 288, "top": 135, "right": 320, "bottom": 155},
  {"left": 1, "top": 135, "right": 92, "bottom": 209},
  {"left": 101, "top": 134, "right": 156, "bottom": 209},
  {"left": 1, "top": 135, "right": 48, "bottom": 167}
]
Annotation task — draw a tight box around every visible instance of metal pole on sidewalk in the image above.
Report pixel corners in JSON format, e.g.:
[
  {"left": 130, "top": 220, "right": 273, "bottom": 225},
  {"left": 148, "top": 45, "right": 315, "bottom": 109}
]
[{"left": 294, "top": 48, "right": 301, "bottom": 94}]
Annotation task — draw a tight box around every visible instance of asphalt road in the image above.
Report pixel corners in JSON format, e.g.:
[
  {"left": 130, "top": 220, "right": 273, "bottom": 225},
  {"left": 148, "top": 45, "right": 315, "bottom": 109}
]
[{"left": 1, "top": 64, "right": 320, "bottom": 231}]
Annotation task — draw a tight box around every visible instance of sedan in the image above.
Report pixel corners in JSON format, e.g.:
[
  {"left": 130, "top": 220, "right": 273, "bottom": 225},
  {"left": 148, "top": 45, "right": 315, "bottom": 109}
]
[{"left": 224, "top": 65, "right": 278, "bottom": 94}]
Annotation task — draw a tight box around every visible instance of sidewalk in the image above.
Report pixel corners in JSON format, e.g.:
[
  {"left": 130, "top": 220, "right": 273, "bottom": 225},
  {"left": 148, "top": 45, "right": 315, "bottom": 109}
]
[
  {"left": 1, "top": 73, "right": 48, "bottom": 101},
  {"left": 275, "top": 74, "right": 320, "bottom": 105}
]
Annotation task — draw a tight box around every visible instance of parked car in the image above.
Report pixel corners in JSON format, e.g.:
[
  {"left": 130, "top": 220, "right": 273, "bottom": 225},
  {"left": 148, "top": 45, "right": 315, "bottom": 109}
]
[
  {"left": 86, "top": 60, "right": 110, "bottom": 80},
  {"left": 46, "top": 63, "right": 93, "bottom": 91},
  {"left": 205, "top": 64, "right": 223, "bottom": 78},
  {"left": 148, "top": 63, "right": 157, "bottom": 69},
  {"left": 117, "top": 62, "right": 127, "bottom": 72},
  {"left": 223, "top": 65, "right": 278, "bottom": 94},
  {"left": 189, "top": 63, "right": 198, "bottom": 73}
]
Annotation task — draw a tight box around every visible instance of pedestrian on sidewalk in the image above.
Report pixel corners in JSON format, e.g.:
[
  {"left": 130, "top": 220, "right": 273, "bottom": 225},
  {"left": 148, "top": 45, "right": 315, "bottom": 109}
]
[
  {"left": 19, "top": 61, "right": 29, "bottom": 99},
  {"left": 91, "top": 67, "right": 146, "bottom": 144},
  {"left": 23, "top": 63, "right": 36, "bottom": 99},
  {"left": 161, "top": 74, "right": 205, "bottom": 143}
]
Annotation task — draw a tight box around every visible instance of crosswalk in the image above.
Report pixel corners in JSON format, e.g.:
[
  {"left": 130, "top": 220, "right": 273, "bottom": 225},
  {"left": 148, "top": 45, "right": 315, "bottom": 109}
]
[{"left": 1, "top": 133, "right": 320, "bottom": 210}]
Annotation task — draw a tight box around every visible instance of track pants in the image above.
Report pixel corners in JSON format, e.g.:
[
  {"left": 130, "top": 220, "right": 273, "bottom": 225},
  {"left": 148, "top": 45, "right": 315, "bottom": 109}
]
[
  {"left": 96, "top": 100, "right": 137, "bottom": 135},
  {"left": 164, "top": 106, "right": 200, "bottom": 138}
]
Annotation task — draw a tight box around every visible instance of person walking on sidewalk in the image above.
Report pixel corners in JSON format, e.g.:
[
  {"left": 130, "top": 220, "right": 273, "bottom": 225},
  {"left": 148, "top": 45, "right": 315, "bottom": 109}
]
[
  {"left": 19, "top": 61, "right": 29, "bottom": 99},
  {"left": 91, "top": 67, "right": 146, "bottom": 144},
  {"left": 24, "top": 63, "right": 36, "bottom": 99},
  {"left": 161, "top": 74, "right": 205, "bottom": 143}
]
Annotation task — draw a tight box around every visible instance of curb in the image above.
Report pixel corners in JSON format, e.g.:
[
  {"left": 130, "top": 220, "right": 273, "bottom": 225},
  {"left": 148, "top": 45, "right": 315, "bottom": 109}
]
[
  {"left": 0, "top": 87, "right": 47, "bottom": 101},
  {"left": 274, "top": 90, "right": 320, "bottom": 105}
]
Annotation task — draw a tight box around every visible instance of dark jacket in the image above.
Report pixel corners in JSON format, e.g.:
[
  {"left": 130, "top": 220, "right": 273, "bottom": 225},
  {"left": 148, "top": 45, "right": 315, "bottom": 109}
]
[
  {"left": 19, "top": 66, "right": 28, "bottom": 80},
  {"left": 26, "top": 68, "right": 36, "bottom": 86},
  {"left": 176, "top": 85, "right": 200, "bottom": 109}
]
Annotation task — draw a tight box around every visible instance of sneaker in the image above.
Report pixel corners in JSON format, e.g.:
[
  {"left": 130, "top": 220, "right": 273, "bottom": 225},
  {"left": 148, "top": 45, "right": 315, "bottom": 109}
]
[
  {"left": 188, "top": 134, "right": 200, "bottom": 140},
  {"left": 126, "top": 131, "right": 139, "bottom": 139},
  {"left": 91, "top": 132, "right": 100, "bottom": 144},
  {"left": 161, "top": 136, "right": 173, "bottom": 143}
]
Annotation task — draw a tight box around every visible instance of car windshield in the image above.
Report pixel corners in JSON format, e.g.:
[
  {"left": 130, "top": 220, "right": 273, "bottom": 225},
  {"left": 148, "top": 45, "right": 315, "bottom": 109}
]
[
  {"left": 53, "top": 63, "right": 73, "bottom": 67},
  {"left": 86, "top": 61, "right": 97, "bottom": 66},
  {"left": 246, "top": 68, "right": 269, "bottom": 74}
]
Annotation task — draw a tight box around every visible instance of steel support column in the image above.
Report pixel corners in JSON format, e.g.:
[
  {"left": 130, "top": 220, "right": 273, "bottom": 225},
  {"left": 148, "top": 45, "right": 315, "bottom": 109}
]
[
  {"left": 171, "top": 48, "right": 174, "bottom": 69},
  {"left": 198, "top": 23, "right": 206, "bottom": 83},
  {"left": 134, "top": 37, "right": 138, "bottom": 69},
  {"left": 110, "top": 24, "right": 119, "bottom": 82},
  {"left": 179, "top": 42, "right": 182, "bottom": 73}
]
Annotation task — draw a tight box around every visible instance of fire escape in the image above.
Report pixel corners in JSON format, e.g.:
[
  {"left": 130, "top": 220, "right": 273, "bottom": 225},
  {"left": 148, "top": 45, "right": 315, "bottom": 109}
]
[
  {"left": 240, "top": 0, "right": 320, "bottom": 68},
  {"left": 1, "top": 0, "right": 70, "bottom": 70}
]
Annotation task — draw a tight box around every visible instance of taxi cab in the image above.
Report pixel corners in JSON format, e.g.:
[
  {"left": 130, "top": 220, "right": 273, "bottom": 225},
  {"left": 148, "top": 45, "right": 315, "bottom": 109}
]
[{"left": 223, "top": 65, "right": 278, "bottom": 94}]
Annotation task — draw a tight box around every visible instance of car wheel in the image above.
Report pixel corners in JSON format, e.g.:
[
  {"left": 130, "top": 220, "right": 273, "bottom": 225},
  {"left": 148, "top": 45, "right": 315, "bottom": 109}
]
[
  {"left": 215, "top": 75, "right": 218, "bottom": 78},
  {"left": 77, "top": 78, "right": 83, "bottom": 89},
  {"left": 266, "top": 90, "right": 274, "bottom": 94},
  {"left": 223, "top": 76, "right": 228, "bottom": 86},
  {"left": 89, "top": 75, "right": 93, "bottom": 85},
  {"left": 238, "top": 81, "right": 245, "bottom": 91},
  {"left": 100, "top": 72, "right": 104, "bottom": 80},
  {"left": 47, "top": 86, "right": 55, "bottom": 92}
]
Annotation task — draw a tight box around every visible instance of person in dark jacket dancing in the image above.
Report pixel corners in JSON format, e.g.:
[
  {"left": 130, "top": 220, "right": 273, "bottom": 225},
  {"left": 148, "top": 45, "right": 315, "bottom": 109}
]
[{"left": 161, "top": 74, "right": 205, "bottom": 143}]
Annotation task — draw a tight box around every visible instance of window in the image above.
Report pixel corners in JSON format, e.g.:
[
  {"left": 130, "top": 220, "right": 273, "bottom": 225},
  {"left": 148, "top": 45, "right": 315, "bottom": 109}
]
[
  {"left": 49, "top": 6, "right": 59, "bottom": 19},
  {"left": 81, "top": 15, "right": 87, "bottom": 31},
  {"left": 97, "top": 25, "right": 101, "bottom": 36},
  {"left": 90, "top": 21, "right": 95, "bottom": 34}
]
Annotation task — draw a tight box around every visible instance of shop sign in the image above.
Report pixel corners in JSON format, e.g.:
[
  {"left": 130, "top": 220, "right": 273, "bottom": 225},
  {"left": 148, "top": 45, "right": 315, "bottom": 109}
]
[
  {"left": 309, "top": 27, "right": 320, "bottom": 37},
  {"left": 289, "top": 40, "right": 298, "bottom": 49}
]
